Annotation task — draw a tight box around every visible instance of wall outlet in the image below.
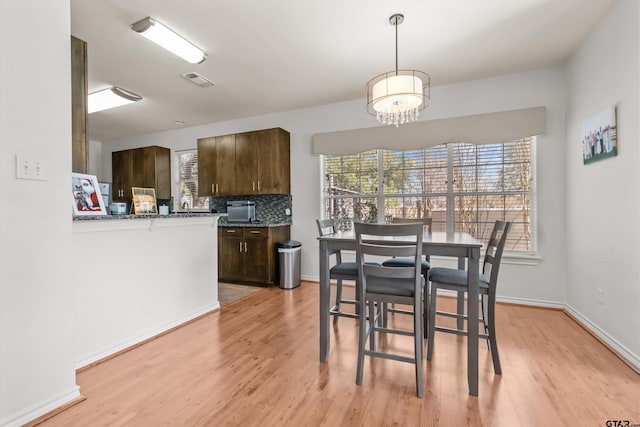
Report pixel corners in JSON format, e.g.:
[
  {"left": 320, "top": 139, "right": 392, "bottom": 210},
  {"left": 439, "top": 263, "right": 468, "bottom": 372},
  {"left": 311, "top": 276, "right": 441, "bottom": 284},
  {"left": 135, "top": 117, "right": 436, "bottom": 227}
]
[
  {"left": 16, "top": 155, "right": 47, "bottom": 181},
  {"left": 597, "top": 288, "right": 604, "bottom": 305},
  {"left": 285, "top": 208, "right": 291, "bottom": 216}
]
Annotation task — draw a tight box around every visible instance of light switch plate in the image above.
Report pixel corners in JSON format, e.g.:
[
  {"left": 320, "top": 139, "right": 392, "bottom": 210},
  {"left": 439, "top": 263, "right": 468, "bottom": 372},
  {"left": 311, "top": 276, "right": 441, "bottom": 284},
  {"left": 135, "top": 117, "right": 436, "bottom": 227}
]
[{"left": 16, "top": 155, "right": 47, "bottom": 181}]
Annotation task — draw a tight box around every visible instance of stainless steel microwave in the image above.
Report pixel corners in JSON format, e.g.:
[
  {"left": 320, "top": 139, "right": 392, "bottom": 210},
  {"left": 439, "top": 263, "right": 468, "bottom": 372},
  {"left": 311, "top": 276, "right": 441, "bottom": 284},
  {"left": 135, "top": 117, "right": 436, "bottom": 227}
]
[{"left": 226, "top": 201, "right": 256, "bottom": 223}]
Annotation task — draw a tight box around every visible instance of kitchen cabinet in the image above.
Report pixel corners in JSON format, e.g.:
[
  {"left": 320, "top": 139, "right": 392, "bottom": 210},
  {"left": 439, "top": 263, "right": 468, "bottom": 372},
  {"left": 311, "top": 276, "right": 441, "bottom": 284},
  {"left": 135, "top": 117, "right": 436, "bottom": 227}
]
[
  {"left": 198, "top": 127, "right": 290, "bottom": 197},
  {"left": 112, "top": 146, "right": 171, "bottom": 207},
  {"left": 197, "top": 134, "right": 237, "bottom": 196},
  {"left": 218, "top": 225, "right": 290, "bottom": 285}
]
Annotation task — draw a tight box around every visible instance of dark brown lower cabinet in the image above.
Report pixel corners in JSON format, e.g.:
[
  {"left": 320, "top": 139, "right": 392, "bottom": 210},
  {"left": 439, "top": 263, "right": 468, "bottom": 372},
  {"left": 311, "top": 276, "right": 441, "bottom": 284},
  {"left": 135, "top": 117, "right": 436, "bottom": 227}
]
[{"left": 218, "top": 226, "right": 290, "bottom": 286}]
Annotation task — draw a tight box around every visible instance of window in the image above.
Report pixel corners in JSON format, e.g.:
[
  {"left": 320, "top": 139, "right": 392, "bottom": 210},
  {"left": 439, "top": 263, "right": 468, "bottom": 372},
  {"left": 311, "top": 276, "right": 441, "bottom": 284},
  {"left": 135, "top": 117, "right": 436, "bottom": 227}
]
[
  {"left": 174, "top": 149, "right": 209, "bottom": 212},
  {"left": 321, "top": 138, "right": 535, "bottom": 252}
]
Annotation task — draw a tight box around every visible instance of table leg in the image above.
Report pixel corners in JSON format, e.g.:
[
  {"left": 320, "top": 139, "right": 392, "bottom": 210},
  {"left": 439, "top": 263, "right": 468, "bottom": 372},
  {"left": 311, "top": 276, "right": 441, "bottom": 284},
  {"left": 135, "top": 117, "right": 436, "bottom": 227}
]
[
  {"left": 467, "top": 247, "right": 480, "bottom": 396},
  {"left": 319, "top": 240, "right": 330, "bottom": 362}
]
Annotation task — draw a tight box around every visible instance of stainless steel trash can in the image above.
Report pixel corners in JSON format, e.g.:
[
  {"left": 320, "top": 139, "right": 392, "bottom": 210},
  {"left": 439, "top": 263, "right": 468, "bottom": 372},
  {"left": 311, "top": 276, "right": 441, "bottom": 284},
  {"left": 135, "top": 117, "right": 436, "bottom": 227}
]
[{"left": 277, "top": 240, "right": 301, "bottom": 289}]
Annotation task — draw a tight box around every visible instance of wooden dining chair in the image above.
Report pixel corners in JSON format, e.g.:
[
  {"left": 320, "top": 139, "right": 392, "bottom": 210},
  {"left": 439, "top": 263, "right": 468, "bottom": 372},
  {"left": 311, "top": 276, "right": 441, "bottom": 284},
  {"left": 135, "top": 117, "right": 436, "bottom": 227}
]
[
  {"left": 426, "top": 220, "right": 512, "bottom": 374},
  {"left": 355, "top": 221, "right": 425, "bottom": 397},
  {"left": 316, "top": 219, "right": 359, "bottom": 324},
  {"left": 381, "top": 217, "right": 432, "bottom": 318},
  {"left": 382, "top": 217, "right": 432, "bottom": 276}
]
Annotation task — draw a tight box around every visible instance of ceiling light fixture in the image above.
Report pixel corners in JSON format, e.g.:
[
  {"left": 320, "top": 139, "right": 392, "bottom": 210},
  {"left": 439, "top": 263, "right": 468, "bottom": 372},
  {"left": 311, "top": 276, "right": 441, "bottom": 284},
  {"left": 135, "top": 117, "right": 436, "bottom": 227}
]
[
  {"left": 131, "top": 16, "right": 207, "bottom": 64},
  {"left": 88, "top": 87, "right": 142, "bottom": 114},
  {"left": 366, "top": 14, "right": 430, "bottom": 127}
]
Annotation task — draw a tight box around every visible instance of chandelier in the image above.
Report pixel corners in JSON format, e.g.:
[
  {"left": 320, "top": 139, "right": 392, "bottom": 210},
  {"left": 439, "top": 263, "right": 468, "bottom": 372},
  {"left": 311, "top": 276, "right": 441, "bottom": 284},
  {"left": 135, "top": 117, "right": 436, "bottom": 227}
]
[{"left": 366, "top": 14, "right": 430, "bottom": 127}]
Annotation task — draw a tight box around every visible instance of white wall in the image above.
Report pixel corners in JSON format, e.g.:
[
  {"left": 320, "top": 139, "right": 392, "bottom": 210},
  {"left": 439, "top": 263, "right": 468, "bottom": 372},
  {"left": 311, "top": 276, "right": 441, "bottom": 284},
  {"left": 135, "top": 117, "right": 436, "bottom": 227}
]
[
  {"left": 102, "top": 66, "right": 569, "bottom": 307},
  {"left": 565, "top": 0, "right": 640, "bottom": 366},
  {"left": 0, "top": 1, "right": 80, "bottom": 426},
  {"left": 73, "top": 217, "right": 220, "bottom": 368}
]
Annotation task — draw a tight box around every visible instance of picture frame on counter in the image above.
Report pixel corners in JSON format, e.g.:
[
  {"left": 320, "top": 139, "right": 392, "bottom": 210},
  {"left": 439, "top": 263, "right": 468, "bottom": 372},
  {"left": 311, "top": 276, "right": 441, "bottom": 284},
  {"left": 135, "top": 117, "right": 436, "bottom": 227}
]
[
  {"left": 72, "top": 173, "right": 107, "bottom": 216},
  {"left": 132, "top": 187, "right": 158, "bottom": 215}
]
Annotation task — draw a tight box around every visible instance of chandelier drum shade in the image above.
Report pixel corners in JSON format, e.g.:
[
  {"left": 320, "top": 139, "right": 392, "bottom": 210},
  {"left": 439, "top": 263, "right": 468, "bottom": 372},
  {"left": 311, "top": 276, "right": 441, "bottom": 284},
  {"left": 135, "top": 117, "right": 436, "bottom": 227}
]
[{"left": 366, "top": 14, "right": 430, "bottom": 127}]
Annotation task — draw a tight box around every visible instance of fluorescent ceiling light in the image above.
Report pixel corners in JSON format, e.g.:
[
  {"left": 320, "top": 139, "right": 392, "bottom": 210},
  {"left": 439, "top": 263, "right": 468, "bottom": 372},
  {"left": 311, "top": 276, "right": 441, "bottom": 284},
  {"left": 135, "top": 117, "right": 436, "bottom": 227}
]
[
  {"left": 131, "top": 16, "right": 207, "bottom": 64},
  {"left": 88, "top": 87, "right": 142, "bottom": 114}
]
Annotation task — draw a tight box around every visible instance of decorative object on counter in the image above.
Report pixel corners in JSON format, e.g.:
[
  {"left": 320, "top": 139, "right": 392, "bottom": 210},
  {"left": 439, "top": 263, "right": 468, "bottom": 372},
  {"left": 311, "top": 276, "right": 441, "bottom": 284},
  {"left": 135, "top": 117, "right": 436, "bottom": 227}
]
[
  {"left": 109, "top": 202, "right": 127, "bottom": 215},
  {"left": 132, "top": 187, "right": 157, "bottom": 215},
  {"left": 98, "top": 182, "right": 111, "bottom": 208},
  {"left": 211, "top": 194, "right": 292, "bottom": 225},
  {"left": 157, "top": 199, "right": 172, "bottom": 215},
  {"left": 72, "top": 173, "right": 107, "bottom": 216}
]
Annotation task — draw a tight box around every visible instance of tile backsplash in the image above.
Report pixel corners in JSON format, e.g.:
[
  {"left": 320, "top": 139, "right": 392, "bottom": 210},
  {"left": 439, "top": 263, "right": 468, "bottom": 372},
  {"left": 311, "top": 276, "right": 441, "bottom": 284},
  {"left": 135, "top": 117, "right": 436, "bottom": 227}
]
[{"left": 211, "top": 194, "right": 292, "bottom": 224}]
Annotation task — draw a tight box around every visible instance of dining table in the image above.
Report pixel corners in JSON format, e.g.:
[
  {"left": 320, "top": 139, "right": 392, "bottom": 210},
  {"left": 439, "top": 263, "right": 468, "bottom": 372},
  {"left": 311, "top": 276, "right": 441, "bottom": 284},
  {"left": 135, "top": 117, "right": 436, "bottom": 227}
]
[{"left": 318, "top": 229, "right": 483, "bottom": 396}]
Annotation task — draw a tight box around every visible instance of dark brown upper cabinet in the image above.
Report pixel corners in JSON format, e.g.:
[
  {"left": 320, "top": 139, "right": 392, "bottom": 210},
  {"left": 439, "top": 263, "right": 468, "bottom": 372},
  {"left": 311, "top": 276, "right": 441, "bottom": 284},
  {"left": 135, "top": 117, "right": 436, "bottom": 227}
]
[
  {"left": 112, "top": 146, "right": 171, "bottom": 207},
  {"left": 198, "top": 127, "right": 290, "bottom": 197}
]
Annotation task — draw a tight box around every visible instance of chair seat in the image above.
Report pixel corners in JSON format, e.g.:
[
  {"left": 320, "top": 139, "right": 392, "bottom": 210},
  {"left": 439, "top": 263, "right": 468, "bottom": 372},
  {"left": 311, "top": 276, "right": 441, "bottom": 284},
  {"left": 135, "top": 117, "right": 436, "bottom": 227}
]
[
  {"left": 330, "top": 262, "right": 358, "bottom": 276},
  {"left": 382, "top": 257, "right": 430, "bottom": 274},
  {"left": 365, "top": 275, "right": 425, "bottom": 297},
  {"left": 428, "top": 267, "right": 490, "bottom": 290}
]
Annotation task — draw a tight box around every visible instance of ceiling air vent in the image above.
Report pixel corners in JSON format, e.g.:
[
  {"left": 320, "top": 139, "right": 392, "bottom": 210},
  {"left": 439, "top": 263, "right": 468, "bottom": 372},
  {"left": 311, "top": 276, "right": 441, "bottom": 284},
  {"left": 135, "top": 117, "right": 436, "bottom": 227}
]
[{"left": 181, "top": 72, "right": 216, "bottom": 88}]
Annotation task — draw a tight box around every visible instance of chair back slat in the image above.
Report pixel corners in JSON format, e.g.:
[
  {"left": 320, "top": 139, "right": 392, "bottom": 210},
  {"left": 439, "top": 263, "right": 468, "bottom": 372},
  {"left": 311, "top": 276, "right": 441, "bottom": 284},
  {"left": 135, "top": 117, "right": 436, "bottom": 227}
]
[
  {"left": 482, "top": 220, "right": 512, "bottom": 290},
  {"left": 355, "top": 222, "right": 424, "bottom": 294}
]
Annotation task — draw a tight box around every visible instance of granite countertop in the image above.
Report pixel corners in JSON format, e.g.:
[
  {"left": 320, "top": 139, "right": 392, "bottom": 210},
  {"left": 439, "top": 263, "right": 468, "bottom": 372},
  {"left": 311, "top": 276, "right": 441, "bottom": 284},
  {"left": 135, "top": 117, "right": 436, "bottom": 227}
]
[
  {"left": 218, "top": 220, "right": 291, "bottom": 228},
  {"left": 73, "top": 213, "right": 226, "bottom": 221}
]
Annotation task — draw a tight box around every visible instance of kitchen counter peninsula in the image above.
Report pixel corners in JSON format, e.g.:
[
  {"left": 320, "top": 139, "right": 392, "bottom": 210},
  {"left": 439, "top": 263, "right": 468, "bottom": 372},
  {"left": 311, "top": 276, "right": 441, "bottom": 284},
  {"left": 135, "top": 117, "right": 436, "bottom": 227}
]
[{"left": 72, "top": 213, "right": 224, "bottom": 368}]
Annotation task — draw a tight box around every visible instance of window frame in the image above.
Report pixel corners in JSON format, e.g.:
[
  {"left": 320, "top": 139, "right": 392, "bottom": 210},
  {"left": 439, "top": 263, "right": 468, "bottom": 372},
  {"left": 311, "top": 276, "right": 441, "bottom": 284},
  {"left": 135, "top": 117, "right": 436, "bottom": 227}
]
[
  {"left": 320, "top": 139, "right": 538, "bottom": 257},
  {"left": 173, "top": 149, "right": 209, "bottom": 213}
]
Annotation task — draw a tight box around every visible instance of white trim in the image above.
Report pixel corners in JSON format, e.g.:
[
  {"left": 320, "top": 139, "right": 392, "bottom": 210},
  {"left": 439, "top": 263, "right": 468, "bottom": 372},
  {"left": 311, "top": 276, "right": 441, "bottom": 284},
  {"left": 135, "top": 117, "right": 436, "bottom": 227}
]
[
  {"left": 564, "top": 304, "right": 640, "bottom": 372},
  {"left": 0, "top": 386, "right": 81, "bottom": 427},
  {"left": 75, "top": 303, "right": 220, "bottom": 369}
]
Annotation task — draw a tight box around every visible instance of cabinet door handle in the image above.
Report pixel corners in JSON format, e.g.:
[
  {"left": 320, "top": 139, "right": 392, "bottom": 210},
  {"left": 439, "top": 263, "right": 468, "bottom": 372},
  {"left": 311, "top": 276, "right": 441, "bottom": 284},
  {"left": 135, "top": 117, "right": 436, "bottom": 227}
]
[
  {"left": 250, "top": 230, "right": 260, "bottom": 234},
  {"left": 244, "top": 242, "right": 248, "bottom": 252},
  {"left": 257, "top": 181, "right": 260, "bottom": 191},
  {"left": 216, "top": 184, "right": 219, "bottom": 193},
  {"left": 212, "top": 184, "right": 215, "bottom": 193},
  {"left": 239, "top": 241, "right": 243, "bottom": 252},
  {"left": 252, "top": 181, "right": 255, "bottom": 191},
  {"left": 226, "top": 230, "right": 236, "bottom": 233}
]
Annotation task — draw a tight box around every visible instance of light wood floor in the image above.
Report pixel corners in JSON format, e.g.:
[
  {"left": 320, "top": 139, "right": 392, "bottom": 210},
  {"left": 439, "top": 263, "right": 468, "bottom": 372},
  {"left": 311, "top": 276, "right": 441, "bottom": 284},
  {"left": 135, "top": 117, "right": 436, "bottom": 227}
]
[{"left": 37, "top": 282, "right": 639, "bottom": 427}]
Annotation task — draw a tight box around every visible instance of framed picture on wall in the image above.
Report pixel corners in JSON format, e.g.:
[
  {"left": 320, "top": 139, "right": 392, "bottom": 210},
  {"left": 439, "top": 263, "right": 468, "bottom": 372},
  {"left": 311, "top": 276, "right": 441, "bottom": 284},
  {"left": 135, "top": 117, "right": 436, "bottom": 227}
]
[
  {"left": 132, "top": 187, "right": 158, "bottom": 215},
  {"left": 582, "top": 105, "right": 617, "bottom": 165},
  {"left": 72, "top": 173, "right": 107, "bottom": 216}
]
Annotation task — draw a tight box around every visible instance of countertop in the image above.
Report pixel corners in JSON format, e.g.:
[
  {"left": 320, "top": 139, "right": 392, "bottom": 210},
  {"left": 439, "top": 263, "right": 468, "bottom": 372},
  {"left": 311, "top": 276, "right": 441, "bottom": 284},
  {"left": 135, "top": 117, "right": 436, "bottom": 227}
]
[
  {"left": 73, "top": 213, "right": 226, "bottom": 221},
  {"left": 218, "top": 220, "right": 291, "bottom": 228}
]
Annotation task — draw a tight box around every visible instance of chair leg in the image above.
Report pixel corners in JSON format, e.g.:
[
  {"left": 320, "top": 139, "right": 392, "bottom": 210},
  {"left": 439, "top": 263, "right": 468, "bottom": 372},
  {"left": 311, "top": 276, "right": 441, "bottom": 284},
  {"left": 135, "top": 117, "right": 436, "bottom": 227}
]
[
  {"left": 369, "top": 300, "right": 376, "bottom": 352},
  {"left": 457, "top": 290, "right": 465, "bottom": 330},
  {"left": 427, "top": 281, "right": 437, "bottom": 360},
  {"left": 481, "top": 294, "right": 490, "bottom": 351},
  {"left": 333, "top": 279, "right": 343, "bottom": 325},
  {"left": 414, "top": 292, "right": 424, "bottom": 397},
  {"left": 356, "top": 295, "right": 368, "bottom": 385},
  {"left": 487, "top": 291, "right": 501, "bottom": 374}
]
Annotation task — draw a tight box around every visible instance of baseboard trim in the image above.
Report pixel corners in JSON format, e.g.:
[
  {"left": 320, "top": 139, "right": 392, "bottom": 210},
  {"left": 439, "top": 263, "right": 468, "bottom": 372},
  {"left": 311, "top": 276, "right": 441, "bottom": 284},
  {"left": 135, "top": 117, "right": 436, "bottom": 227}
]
[
  {"left": 76, "top": 304, "right": 221, "bottom": 371},
  {"left": 564, "top": 304, "right": 640, "bottom": 374},
  {"left": 22, "top": 394, "right": 86, "bottom": 427},
  {"left": 0, "top": 387, "right": 82, "bottom": 427}
]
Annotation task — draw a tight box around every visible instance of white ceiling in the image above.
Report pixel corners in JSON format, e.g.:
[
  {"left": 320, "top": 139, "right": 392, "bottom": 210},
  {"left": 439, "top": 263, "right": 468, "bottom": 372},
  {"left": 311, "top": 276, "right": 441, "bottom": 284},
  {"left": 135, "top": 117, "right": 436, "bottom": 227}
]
[{"left": 70, "top": 0, "right": 615, "bottom": 142}]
